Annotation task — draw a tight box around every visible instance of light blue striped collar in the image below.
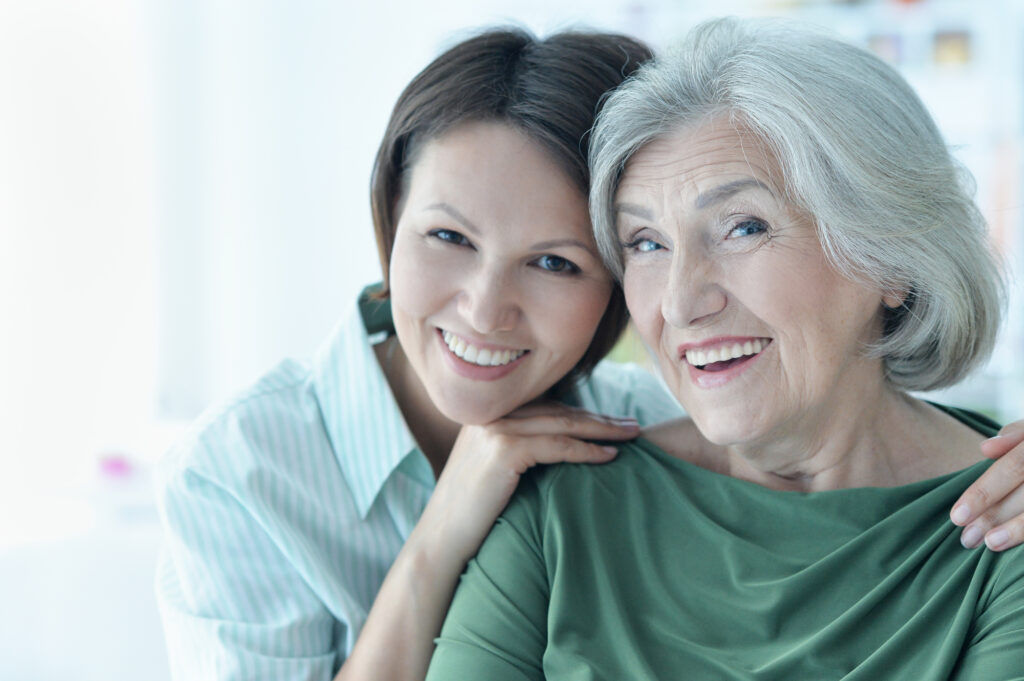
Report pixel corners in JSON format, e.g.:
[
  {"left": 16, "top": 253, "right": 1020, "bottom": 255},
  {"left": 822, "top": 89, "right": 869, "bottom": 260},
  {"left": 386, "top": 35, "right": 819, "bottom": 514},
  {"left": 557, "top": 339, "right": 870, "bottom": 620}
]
[{"left": 312, "top": 289, "right": 418, "bottom": 518}]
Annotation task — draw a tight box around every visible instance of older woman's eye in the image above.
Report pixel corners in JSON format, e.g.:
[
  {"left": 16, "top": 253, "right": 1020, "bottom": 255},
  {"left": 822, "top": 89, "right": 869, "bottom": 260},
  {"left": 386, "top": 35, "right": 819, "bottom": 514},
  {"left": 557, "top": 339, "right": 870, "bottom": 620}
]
[
  {"left": 622, "top": 237, "right": 664, "bottom": 253},
  {"left": 428, "top": 228, "right": 471, "bottom": 246},
  {"left": 534, "top": 254, "right": 581, "bottom": 275},
  {"left": 727, "top": 219, "right": 768, "bottom": 239}
]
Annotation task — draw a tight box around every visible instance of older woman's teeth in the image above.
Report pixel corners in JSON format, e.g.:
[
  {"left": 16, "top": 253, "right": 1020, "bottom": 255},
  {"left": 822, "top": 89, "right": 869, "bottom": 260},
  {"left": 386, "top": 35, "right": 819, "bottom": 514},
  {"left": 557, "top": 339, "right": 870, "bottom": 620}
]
[
  {"left": 442, "top": 330, "right": 526, "bottom": 367},
  {"left": 686, "top": 339, "right": 765, "bottom": 367}
]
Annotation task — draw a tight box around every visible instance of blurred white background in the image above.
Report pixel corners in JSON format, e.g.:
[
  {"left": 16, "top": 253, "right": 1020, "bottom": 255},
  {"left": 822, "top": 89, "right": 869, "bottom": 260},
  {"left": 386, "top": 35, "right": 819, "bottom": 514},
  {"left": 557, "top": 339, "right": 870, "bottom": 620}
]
[{"left": 1, "top": 0, "right": 1021, "bottom": 678}]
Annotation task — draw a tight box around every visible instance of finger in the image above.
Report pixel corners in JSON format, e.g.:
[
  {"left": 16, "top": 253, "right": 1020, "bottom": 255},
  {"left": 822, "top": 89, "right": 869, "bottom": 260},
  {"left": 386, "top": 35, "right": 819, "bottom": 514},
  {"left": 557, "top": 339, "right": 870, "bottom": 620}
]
[
  {"left": 496, "top": 411, "right": 640, "bottom": 440},
  {"left": 998, "top": 419, "right": 1024, "bottom": 440},
  {"left": 958, "top": 485, "right": 1024, "bottom": 549},
  {"left": 949, "top": 445, "right": 1024, "bottom": 526},
  {"left": 984, "top": 513, "right": 1024, "bottom": 552},
  {"left": 980, "top": 434, "right": 1024, "bottom": 459},
  {"left": 523, "top": 435, "right": 621, "bottom": 467},
  {"left": 981, "top": 424, "right": 1024, "bottom": 459}
]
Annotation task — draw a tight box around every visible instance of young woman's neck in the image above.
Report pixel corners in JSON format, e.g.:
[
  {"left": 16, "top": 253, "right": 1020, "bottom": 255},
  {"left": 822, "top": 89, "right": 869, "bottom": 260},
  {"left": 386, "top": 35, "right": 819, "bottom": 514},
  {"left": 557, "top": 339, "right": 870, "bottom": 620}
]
[{"left": 374, "top": 336, "right": 461, "bottom": 479}]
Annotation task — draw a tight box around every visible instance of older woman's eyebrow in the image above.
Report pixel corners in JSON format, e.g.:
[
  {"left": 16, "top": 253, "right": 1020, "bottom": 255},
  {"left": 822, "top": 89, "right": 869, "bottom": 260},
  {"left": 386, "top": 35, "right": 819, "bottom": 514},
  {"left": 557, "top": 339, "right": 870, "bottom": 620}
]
[
  {"left": 426, "top": 202, "right": 481, "bottom": 235},
  {"left": 614, "top": 202, "right": 654, "bottom": 220},
  {"left": 695, "top": 178, "right": 774, "bottom": 209}
]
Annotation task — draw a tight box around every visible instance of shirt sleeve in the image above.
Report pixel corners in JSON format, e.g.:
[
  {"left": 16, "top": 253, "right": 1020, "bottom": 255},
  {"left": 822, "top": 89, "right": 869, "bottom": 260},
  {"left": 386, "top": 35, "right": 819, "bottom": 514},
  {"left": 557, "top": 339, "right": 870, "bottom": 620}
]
[
  {"left": 155, "top": 436, "right": 340, "bottom": 681},
  {"left": 950, "top": 557, "right": 1024, "bottom": 679},
  {"left": 426, "top": 472, "right": 551, "bottom": 681}
]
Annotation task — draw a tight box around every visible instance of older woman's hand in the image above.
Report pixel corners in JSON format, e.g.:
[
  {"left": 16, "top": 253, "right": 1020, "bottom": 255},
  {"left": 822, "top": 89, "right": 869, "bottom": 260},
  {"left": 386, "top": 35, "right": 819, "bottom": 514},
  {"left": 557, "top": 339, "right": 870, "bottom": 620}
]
[{"left": 951, "top": 419, "right": 1024, "bottom": 550}]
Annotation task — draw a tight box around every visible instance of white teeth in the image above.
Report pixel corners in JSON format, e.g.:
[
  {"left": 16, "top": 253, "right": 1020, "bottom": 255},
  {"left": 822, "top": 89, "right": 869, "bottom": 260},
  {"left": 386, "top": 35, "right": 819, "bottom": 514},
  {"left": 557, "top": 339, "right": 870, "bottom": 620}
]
[
  {"left": 685, "top": 339, "right": 769, "bottom": 367},
  {"left": 441, "top": 330, "right": 526, "bottom": 367}
]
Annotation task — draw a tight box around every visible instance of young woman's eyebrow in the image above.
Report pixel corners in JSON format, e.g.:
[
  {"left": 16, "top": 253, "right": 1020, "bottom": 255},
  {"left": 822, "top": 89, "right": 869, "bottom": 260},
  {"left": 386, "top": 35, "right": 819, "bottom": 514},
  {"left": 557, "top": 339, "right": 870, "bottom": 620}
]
[
  {"left": 531, "top": 238, "right": 598, "bottom": 256},
  {"left": 426, "top": 202, "right": 481, "bottom": 235}
]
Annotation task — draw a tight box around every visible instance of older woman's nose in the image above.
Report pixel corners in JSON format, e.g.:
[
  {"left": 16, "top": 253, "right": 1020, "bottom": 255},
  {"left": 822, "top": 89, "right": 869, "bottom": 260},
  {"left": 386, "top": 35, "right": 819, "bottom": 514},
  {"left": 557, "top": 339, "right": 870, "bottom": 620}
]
[
  {"left": 661, "top": 250, "right": 727, "bottom": 329},
  {"left": 457, "top": 267, "right": 520, "bottom": 334}
]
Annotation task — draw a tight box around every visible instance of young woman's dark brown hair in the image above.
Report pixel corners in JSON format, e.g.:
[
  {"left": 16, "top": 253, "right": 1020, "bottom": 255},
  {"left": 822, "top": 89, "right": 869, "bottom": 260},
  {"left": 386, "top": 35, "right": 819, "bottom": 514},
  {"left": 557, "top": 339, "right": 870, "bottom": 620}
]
[{"left": 371, "top": 29, "right": 652, "bottom": 387}]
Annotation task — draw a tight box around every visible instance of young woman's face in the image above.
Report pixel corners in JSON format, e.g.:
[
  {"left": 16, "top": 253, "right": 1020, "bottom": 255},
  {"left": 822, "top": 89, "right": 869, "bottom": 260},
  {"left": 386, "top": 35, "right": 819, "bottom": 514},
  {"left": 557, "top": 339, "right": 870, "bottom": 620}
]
[{"left": 388, "top": 121, "right": 613, "bottom": 425}]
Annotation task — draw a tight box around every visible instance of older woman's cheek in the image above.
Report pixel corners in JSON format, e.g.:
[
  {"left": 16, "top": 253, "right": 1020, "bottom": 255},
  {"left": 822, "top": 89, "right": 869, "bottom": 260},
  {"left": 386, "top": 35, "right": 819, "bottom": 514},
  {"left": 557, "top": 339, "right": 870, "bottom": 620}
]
[{"left": 624, "top": 264, "right": 668, "bottom": 365}]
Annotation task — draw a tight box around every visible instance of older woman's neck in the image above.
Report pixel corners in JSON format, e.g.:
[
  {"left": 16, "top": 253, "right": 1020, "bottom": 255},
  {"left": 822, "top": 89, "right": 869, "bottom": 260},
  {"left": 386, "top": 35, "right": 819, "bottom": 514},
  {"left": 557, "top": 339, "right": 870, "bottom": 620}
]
[{"left": 708, "top": 390, "right": 983, "bottom": 493}]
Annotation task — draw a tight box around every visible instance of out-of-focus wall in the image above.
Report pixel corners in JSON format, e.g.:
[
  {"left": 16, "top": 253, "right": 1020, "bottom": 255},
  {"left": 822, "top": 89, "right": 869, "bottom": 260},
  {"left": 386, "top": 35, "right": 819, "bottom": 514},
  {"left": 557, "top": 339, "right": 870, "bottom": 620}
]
[{"left": 1, "top": 1, "right": 1021, "bottom": 679}]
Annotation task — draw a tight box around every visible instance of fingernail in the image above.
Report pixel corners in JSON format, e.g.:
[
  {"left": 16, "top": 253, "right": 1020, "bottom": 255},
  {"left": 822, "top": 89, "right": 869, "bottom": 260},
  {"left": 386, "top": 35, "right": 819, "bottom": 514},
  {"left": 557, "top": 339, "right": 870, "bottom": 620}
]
[
  {"left": 961, "top": 526, "right": 984, "bottom": 549},
  {"left": 950, "top": 504, "right": 971, "bottom": 525},
  {"left": 985, "top": 434, "right": 1008, "bottom": 442},
  {"left": 602, "top": 446, "right": 619, "bottom": 455},
  {"left": 986, "top": 529, "right": 1009, "bottom": 551}
]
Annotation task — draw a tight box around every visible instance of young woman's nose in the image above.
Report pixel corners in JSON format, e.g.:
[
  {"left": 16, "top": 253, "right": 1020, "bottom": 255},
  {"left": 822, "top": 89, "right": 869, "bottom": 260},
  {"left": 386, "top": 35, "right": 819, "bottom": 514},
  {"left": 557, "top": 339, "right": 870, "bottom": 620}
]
[
  {"left": 457, "top": 267, "right": 520, "bottom": 334},
  {"left": 661, "top": 248, "right": 727, "bottom": 329}
]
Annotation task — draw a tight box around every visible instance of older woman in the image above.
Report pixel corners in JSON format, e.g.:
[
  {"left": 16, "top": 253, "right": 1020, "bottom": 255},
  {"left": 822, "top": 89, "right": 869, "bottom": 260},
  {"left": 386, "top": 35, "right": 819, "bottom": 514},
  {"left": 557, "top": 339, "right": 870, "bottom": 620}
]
[{"left": 427, "top": 18, "right": 1022, "bottom": 680}]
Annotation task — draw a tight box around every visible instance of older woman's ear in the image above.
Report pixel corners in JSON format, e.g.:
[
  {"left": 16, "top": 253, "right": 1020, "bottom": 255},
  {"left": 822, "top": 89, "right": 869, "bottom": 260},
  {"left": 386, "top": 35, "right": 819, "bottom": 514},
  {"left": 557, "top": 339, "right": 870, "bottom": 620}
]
[{"left": 882, "top": 287, "right": 908, "bottom": 309}]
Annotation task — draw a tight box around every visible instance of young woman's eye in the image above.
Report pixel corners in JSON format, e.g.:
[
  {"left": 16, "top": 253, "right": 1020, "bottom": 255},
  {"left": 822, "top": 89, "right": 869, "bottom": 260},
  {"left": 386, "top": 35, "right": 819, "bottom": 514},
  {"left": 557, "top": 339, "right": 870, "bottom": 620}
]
[
  {"left": 534, "top": 254, "right": 580, "bottom": 274},
  {"left": 428, "top": 228, "right": 470, "bottom": 246},
  {"left": 726, "top": 219, "right": 768, "bottom": 239},
  {"left": 621, "top": 237, "right": 664, "bottom": 253}
]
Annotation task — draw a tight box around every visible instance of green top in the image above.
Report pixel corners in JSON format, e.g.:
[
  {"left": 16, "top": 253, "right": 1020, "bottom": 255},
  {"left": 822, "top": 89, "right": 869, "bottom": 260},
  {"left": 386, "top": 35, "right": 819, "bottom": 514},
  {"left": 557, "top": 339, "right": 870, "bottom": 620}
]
[{"left": 427, "top": 406, "right": 1024, "bottom": 680}]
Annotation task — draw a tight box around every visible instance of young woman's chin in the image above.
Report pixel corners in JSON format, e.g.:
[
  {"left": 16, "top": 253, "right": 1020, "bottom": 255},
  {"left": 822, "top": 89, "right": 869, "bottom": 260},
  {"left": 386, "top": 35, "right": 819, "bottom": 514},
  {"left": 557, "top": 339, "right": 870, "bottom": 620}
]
[
  {"left": 429, "top": 397, "right": 507, "bottom": 427},
  {"left": 423, "top": 372, "right": 552, "bottom": 426}
]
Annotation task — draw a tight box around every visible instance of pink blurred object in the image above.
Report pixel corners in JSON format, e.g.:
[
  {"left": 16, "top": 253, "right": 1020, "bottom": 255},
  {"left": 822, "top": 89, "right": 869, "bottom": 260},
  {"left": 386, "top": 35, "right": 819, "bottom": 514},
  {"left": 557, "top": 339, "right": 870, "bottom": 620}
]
[{"left": 98, "top": 454, "right": 134, "bottom": 478}]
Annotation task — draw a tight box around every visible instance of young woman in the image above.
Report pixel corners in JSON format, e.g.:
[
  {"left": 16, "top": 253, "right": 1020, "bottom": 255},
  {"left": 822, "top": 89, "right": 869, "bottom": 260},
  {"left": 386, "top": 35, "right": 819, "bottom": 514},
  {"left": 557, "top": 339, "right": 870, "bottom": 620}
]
[{"left": 155, "top": 26, "right": 1024, "bottom": 681}]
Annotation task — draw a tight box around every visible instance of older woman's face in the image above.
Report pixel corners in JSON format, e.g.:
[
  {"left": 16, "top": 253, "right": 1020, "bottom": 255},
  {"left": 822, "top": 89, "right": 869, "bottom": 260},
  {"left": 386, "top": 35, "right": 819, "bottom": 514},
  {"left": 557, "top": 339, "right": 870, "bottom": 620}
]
[{"left": 616, "top": 118, "right": 889, "bottom": 447}]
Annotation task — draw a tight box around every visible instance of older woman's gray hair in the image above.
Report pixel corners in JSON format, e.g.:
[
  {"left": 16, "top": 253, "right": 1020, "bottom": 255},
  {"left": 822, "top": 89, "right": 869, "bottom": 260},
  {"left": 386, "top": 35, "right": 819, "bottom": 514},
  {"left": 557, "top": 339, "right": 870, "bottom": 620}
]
[{"left": 590, "top": 16, "right": 1005, "bottom": 392}]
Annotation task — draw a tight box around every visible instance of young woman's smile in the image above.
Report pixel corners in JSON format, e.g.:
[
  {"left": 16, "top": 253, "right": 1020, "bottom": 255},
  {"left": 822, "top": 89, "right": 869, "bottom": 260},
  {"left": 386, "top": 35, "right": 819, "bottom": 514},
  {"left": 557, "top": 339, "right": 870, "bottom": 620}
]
[{"left": 388, "top": 121, "right": 613, "bottom": 425}]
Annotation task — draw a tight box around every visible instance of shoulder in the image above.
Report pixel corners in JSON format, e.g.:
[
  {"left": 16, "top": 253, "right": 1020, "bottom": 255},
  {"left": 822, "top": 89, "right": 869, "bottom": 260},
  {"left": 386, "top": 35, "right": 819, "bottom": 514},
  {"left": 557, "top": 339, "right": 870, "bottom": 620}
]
[
  {"left": 572, "top": 360, "right": 683, "bottom": 426},
  {"left": 156, "top": 357, "right": 328, "bottom": 495},
  {"left": 512, "top": 440, "right": 673, "bottom": 520}
]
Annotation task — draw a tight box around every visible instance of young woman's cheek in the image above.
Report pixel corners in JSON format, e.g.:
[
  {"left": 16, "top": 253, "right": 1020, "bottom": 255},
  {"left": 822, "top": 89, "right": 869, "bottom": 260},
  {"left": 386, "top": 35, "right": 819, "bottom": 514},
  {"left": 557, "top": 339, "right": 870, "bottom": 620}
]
[{"left": 522, "top": 272, "right": 611, "bottom": 354}]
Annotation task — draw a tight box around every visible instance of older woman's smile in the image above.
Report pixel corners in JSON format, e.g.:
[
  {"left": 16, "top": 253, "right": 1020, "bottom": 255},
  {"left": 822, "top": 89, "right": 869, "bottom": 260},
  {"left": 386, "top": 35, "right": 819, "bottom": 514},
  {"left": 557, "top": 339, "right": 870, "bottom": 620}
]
[
  {"left": 615, "top": 117, "right": 891, "bottom": 448},
  {"left": 681, "top": 337, "right": 772, "bottom": 370},
  {"left": 679, "top": 336, "right": 773, "bottom": 389}
]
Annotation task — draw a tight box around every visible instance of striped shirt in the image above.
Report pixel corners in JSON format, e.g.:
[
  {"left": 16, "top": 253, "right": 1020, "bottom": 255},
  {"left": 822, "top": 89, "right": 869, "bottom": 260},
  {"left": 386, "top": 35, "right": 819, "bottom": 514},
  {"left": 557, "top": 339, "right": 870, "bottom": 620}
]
[{"left": 154, "top": 288, "right": 683, "bottom": 681}]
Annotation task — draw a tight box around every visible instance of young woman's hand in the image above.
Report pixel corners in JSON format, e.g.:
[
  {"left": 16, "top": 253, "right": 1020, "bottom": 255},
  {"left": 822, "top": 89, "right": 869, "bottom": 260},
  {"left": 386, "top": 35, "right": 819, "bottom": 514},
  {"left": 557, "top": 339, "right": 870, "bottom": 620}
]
[
  {"left": 420, "top": 402, "right": 640, "bottom": 571},
  {"left": 951, "top": 419, "right": 1024, "bottom": 550},
  {"left": 336, "top": 403, "right": 638, "bottom": 681}
]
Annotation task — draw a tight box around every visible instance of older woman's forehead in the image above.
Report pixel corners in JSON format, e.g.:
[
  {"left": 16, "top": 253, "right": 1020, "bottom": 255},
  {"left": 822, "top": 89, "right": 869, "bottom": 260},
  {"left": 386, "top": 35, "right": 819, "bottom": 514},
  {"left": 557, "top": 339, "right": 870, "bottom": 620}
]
[{"left": 619, "top": 121, "right": 781, "bottom": 196}]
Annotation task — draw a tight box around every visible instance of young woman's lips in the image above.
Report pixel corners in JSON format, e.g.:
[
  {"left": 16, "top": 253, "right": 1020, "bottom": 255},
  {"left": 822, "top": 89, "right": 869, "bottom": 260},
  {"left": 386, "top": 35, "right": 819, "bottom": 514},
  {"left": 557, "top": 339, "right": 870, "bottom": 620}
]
[
  {"left": 436, "top": 328, "right": 530, "bottom": 381},
  {"left": 678, "top": 337, "right": 772, "bottom": 388}
]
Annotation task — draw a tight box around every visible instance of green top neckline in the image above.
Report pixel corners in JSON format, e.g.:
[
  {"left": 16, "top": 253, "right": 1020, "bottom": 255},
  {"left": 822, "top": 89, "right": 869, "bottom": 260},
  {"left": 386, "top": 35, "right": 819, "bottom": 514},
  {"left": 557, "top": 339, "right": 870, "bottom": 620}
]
[{"left": 628, "top": 402, "right": 997, "bottom": 500}]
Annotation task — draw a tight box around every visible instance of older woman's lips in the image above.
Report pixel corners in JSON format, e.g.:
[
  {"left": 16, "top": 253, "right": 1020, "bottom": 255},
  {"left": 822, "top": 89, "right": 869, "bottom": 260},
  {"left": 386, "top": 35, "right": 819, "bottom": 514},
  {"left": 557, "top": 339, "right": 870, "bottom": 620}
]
[{"left": 679, "top": 337, "right": 772, "bottom": 388}]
